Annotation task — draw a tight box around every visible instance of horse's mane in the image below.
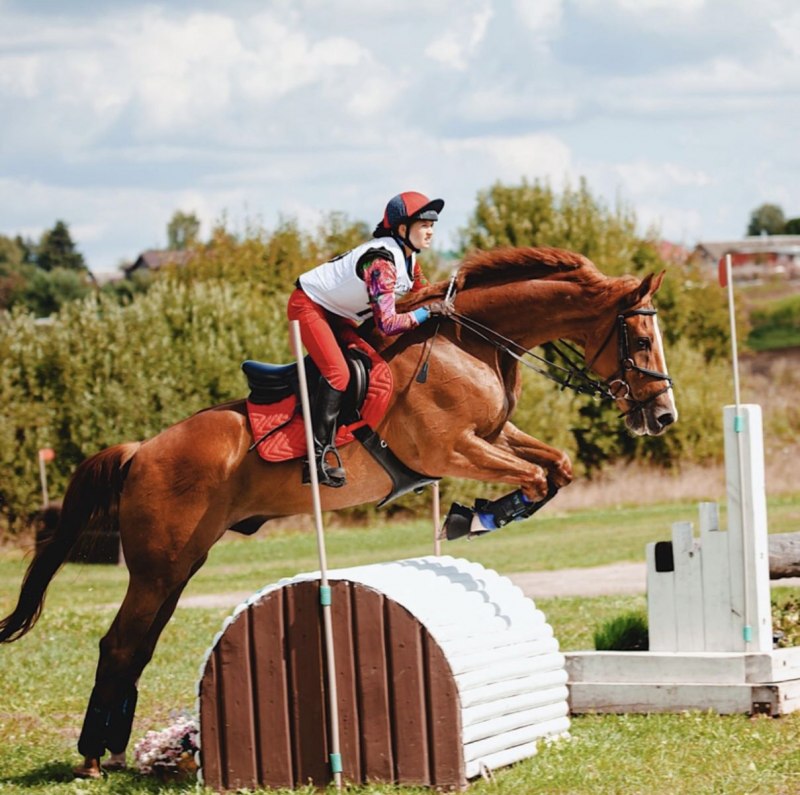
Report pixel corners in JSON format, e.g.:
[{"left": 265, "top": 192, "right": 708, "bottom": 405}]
[
  {"left": 456, "top": 246, "right": 599, "bottom": 289},
  {"left": 399, "top": 246, "right": 612, "bottom": 310}
]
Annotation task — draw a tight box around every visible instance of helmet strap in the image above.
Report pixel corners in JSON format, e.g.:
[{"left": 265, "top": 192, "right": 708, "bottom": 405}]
[{"left": 395, "top": 224, "right": 420, "bottom": 254}]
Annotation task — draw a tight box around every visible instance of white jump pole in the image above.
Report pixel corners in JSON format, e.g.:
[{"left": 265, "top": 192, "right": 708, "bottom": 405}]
[
  {"left": 724, "top": 253, "right": 752, "bottom": 645},
  {"left": 432, "top": 481, "right": 441, "bottom": 556},
  {"left": 38, "top": 450, "right": 49, "bottom": 508},
  {"left": 289, "top": 320, "right": 343, "bottom": 789}
]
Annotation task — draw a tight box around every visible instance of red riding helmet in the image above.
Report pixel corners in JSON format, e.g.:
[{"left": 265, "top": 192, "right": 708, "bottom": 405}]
[{"left": 380, "top": 191, "right": 445, "bottom": 232}]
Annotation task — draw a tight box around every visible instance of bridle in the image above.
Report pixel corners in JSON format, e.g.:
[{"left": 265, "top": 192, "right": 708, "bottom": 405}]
[
  {"left": 441, "top": 301, "right": 673, "bottom": 417},
  {"left": 583, "top": 307, "right": 674, "bottom": 414}
]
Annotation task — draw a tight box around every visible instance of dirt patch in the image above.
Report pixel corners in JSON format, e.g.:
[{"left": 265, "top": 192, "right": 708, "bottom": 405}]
[{"left": 176, "top": 566, "right": 800, "bottom": 609}]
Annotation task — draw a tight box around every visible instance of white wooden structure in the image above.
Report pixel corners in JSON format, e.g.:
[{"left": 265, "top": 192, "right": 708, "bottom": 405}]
[
  {"left": 197, "top": 556, "right": 569, "bottom": 789},
  {"left": 566, "top": 404, "right": 800, "bottom": 715}
]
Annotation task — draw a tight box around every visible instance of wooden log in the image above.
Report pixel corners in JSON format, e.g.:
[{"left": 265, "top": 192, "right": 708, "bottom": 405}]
[{"left": 769, "top": 533, "right": 800, "bottom": 580}]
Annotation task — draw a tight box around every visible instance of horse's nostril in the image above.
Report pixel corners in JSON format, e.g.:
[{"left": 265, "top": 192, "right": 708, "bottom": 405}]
[{"left": 658, "top": 412, "right": 675, "bottom": 428}]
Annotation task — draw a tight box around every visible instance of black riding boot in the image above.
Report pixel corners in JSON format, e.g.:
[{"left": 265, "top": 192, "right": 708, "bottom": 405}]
[{"left": 303, "top": 381, "right": 346, "bottom": 488}]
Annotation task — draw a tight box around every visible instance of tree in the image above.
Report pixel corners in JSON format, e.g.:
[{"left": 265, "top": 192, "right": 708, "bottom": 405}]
[
  {"left": 36, "top": 221, "right": 87, "bottom": 272},
  {"left": 19, "top": 267, "right": 92, "bottom": 316},
  {"left": 784, "top": 217, "right": 800, "bottom": 235},
  {"left": 167, "top": 211, "right": 201, "bottom": 250},
  {"left": 747, "top": 203, "right": 785, "bottom": 236},
  {"left": 457, "top": 178, "right": 643, "bottom": 276},
  {"left": 0, "top": 236, "right": 33, "bottom": 310}
]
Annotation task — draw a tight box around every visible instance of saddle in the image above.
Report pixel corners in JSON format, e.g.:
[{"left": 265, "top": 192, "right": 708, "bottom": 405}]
[
  {"left": 242, "top": 334, "right": 437, "bottom": 505},
  {"left": 242, "top": 346, "right": 373, "bottom": 424}
]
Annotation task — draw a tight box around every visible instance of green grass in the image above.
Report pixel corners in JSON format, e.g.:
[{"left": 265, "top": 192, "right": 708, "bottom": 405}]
[
  {"left": 2, "top": 495, "right": 800, "bottom": 793},
  {"left": 747, "top": 292, "right": 800, "bottom": 351}
]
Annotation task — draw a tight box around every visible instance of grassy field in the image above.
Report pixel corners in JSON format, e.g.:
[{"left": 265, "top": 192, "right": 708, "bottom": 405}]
[{"left": 1, "top": 495, "right": 800, "bottom": 794}]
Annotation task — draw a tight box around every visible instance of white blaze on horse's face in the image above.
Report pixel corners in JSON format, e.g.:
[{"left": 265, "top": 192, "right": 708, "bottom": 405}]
[{"left": 619, "top": 309, "right": 678, "bottom": 437}]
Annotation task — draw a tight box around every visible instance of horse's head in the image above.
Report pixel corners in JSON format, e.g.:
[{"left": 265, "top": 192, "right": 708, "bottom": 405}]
[{"left": 584, "top": 271, "right": 678, "bottom": 436}]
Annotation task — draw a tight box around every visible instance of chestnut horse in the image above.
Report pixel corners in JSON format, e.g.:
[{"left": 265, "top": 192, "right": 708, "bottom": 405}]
[{"left": 0, "top": 246, "right": 677, "bottom": 777}]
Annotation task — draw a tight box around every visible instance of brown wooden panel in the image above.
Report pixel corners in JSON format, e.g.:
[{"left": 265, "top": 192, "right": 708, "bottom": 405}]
[
  {"left": 386, "top": 600, "right": 430, "bottom": 785},
  {"left": 424, "top": 632, "right": 465, "bottom": 789},
  {"left": 330, "top": 581, "right": 361, "bottom": 783},
  {"left": 250, "top": 590, "right": 293, "bottom": 789},
  {"left": 286, "top": 581, "right": 329, "bottom": 786},
  {"left": 352, "top": 585, "right": 394, "bottom": 781},
  {"left": 198, "top": 651, "right": 222, "bottom": 791},
  {"left": 218, "top": 614, "right": 258, "bottom": 790}
]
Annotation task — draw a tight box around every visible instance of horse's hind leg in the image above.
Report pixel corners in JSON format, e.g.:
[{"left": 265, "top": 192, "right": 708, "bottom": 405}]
[{"left": 74, "top": 557, "right": 207, "bottom": 778}]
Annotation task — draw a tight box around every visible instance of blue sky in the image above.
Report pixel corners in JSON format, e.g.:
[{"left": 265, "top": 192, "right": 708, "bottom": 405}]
[{"left": 2, "top": 0, "right": 799, "bottom": 274}]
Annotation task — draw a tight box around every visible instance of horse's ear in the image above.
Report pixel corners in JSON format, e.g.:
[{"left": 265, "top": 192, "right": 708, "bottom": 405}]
[{"left": 625, "top": 270, "right": 665, "bottom": 308}]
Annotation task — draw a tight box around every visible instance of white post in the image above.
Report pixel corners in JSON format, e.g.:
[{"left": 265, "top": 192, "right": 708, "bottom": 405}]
[
  {"left": 432, "top": 481, "right": 441, "bottom": 556},
  {"left": 289, "top": 320, "right": 343, "bottom": 789},
  {"left": 724, "top": 253, "right": 756, "bottom": 647},
  {"left": 38, "top": 452, "right": 49, "bottom": 508},
  {"left": 723, "top": 404, "right": 772, "bottom": 652}
]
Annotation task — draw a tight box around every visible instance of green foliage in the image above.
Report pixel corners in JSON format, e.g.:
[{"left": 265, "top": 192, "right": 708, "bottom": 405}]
[
  {"left": 773, "top": 596, "right": 800, "bottom": 648},
  {"left": 0, "top": 278, "right": 289, "bottom": 526},
  {"left": 458, "top": 177, "right": 643, "bottom": 275},
  {"left": 747, "top": 203, "right": 786, "bottom": 236},
  {"left": 0, "top": 223, "right": 91, "bottom": 316},
  {"left": 36, "top": 220, "right": 87, "bottom": 272},
  {"left": 594, "top": 609, "right": 649, "bottom": 651},
  {"left": 748, "top": 293, "right": 800, "bottom": 351},
  {"left": 785, "top": 217, "right": 800, "bottom": 235},
  {"left": 167, "top": 210, "right": 201, "bottom": 250},
  {"left": 18, "top": 266, "right": 93, "bottom": 316}
]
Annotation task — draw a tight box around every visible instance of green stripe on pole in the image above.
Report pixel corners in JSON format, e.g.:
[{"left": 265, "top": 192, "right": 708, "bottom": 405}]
[
  {"left": 330, "top": 753, "right": 343, "bottom": 774},
  {"left": 734, "top": 415, "right": 743, "bottom": 433},
  {"left": 743, "top": 625, "right": 753, "bottom": 643},
  {"left": 320, "top": 585, "right": 332, "bottom": 606}
]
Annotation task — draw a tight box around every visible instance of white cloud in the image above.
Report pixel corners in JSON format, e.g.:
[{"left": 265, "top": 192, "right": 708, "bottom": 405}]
[
  {"left": 772, "top": 9, "right": 800, "bottom": 57},
  {"left": 513, "top": 0, "right": 563, "bottom": 45},
  {"left": 1, "top": 0, "right": 799, "bottom": 270},
  {"left": 425, "top": 5, "right": 493, "bottom": 70},
  {"left": 613, "top": 161, "right": 713, "bottom": 198},
  {"left": 443, "top": 134, "right": 573, "bottom": 183}
]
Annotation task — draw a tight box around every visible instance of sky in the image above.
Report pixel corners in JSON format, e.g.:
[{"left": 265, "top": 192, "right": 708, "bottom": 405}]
[{"left": 2, "top": 0, "right": 800, "bottom": 275}]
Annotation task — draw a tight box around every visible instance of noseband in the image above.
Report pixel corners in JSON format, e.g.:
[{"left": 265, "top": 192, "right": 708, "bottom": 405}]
[{"left": 444, "top": 305, "right": 673, "bottom": 416}]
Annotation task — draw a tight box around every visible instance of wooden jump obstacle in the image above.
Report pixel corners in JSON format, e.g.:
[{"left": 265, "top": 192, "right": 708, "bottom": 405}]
[
  {"left": 196, "top": 556, "right": 570, "bottom": 791},
  {"left": 566, "top": 404, "right": 800, "bottom": 715}
]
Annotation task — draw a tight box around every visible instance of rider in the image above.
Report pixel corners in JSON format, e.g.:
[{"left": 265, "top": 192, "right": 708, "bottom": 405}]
[{"left": 288, "top": 191, "right": 449, "bottom": 488}]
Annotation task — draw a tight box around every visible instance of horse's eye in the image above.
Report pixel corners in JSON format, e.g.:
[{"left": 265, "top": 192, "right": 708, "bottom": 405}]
[{"left": 636, "top": 337, "right": 651, "bottom": 351}]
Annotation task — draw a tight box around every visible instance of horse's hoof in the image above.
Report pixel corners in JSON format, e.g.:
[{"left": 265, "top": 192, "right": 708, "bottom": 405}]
[
  {"left": 101, "top": 752, "right": 127, "bottom": 771},
  {"left": 442, "top": 502, "right": 476, "bottom": 540},
  {"left": 73, "top": 759, "right": 103, "bottom": 779}
]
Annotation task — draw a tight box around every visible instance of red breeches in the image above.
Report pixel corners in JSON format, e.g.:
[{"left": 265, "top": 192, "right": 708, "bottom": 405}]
[{"left": 287, "top": 288, "right": 350, "bottom": 392}]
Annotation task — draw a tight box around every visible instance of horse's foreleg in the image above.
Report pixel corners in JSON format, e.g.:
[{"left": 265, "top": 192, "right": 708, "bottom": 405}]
[
  {"left": 496, "top": 422, "right": 573, "bottom": 489},
  {"left": 445, "top": 431, "right": 551, "bottom": 500}
]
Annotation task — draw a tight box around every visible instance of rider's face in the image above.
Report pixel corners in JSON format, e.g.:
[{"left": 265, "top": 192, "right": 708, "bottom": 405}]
[{"left": 406, "top": 220, "right": 435, "bottom": 251}]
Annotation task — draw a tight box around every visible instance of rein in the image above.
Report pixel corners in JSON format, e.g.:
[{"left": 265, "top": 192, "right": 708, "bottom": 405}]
[{"left": 444, "top": 305, "right": 673, "bottom": 416}]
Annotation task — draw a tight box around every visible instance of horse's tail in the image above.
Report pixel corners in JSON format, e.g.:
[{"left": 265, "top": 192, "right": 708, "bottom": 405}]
[{"left": 0, "top": 442, "right": 140, "bottom": 644}]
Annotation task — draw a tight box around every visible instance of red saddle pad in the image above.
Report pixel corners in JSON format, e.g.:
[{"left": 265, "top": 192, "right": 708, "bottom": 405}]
[{"left": 246, "top": 336, "right": 393, "bottom": 463}]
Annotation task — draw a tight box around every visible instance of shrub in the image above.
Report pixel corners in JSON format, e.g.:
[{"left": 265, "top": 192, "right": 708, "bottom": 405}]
[{"left": 594, "top": 610, "right": 649, "bottom": 651}]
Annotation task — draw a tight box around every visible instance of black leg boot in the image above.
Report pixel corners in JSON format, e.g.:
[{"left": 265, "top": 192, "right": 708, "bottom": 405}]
[{"left": 303, "top": 381, "right": 346, "bottom": 488}]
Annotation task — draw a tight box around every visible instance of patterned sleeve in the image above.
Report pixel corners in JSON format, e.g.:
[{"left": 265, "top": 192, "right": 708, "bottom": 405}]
[{"left": 363, "top": 257, "right": 421, "bottom": 336}]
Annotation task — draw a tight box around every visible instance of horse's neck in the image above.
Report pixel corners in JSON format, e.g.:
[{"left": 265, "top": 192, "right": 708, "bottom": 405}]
[{"left": 459, "top": 278, "right": 617, "bottom": 349}]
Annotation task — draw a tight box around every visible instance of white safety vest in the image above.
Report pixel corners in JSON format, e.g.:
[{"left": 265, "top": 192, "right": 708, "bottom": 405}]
[{"left": 298, "top": 237, "right": 413, "bottom": 323}]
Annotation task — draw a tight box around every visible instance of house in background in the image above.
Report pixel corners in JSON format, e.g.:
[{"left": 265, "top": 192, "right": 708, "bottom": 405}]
[
  {"left": 690, "top": 236, "right": 800, "bottom": 282},
  {"left": 124, "top": 249, "right": 194, "bottom": 278}
]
